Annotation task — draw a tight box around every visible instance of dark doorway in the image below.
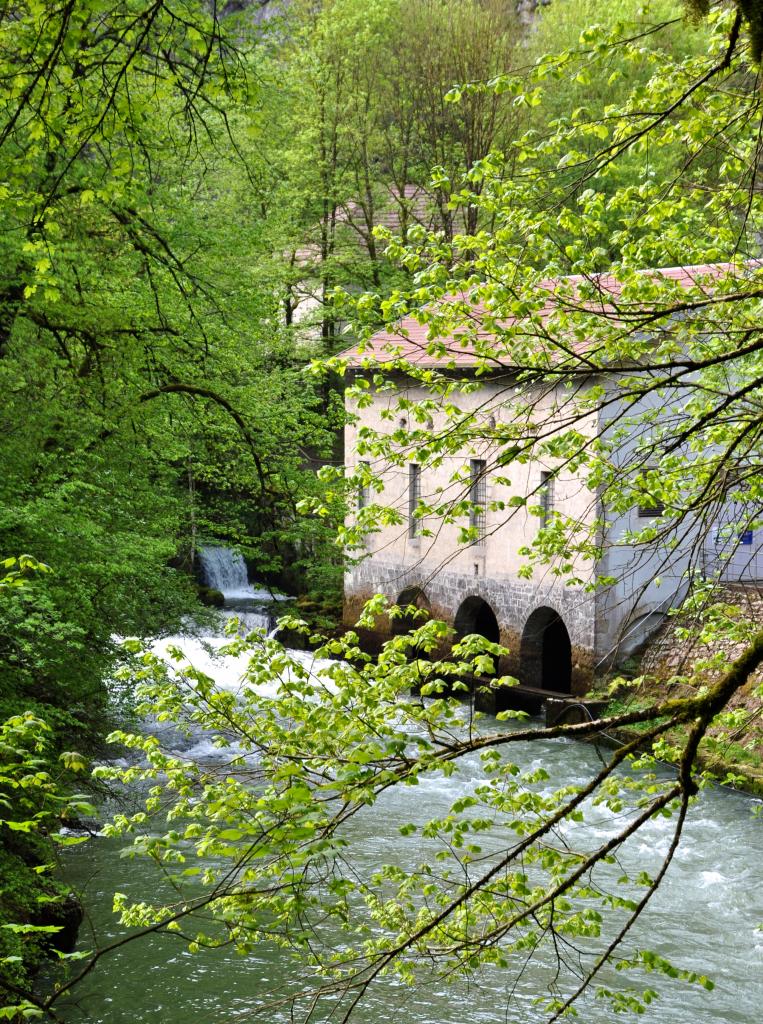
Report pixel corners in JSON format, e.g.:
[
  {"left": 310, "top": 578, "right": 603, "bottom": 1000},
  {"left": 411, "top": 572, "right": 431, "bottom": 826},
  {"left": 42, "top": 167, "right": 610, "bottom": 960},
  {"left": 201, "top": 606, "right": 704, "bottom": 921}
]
[
  {"left": 454, "top": 596, "right": 500, "bottom": 644},
  {"left": 520, "top": 606, "right": 572, "bottom": 693},
  {"left": 453, "top": 595, "right": 501, "bottom": 682},
  {"left": 392, "top": 586, "right": 430, "bottom": 635}
]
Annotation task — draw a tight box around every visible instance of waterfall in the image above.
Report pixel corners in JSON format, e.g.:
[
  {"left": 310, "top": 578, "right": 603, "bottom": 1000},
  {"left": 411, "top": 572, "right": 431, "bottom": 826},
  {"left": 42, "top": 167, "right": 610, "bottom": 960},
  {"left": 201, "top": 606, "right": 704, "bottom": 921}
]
[
  {"left": 198, "top": 545, "right": 254, "bottom": 600},
  {"left": 197, "top": 546, "right": 290, "bottom": 633}
]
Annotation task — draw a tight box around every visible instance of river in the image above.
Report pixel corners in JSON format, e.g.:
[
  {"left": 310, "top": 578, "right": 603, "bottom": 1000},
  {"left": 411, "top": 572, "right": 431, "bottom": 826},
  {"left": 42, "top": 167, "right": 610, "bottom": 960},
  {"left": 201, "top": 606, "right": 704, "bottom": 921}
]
[{"left": 55, "top": 549, "right": 763, "bottom": 1024}]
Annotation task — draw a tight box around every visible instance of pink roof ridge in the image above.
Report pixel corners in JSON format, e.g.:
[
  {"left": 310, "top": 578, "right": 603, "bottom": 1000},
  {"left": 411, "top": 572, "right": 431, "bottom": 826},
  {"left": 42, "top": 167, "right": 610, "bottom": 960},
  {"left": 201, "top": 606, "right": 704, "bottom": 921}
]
[{"left": 341, "top": 261, "right": 756, "bottom": 368}]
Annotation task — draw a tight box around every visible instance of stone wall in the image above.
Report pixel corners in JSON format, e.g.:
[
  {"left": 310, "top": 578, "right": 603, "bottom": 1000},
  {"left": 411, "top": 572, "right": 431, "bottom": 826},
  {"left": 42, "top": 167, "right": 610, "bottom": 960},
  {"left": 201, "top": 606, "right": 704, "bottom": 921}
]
[
  {"left": 641, "top": 583, "right": 763, "bottom": 688},
  {"left": 345, "top": 557, "right": 596, "bottom": 694}
]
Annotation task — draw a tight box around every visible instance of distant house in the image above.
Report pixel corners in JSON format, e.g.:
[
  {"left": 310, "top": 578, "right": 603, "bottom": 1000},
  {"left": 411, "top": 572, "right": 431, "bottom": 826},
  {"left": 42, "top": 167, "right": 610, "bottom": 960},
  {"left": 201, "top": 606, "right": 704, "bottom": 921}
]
[
  {"left": 341, "top": 264, "right": 763, "bottom": 695},
  {"left": 285, "top": 185, "right": 464, "bottom": 350}
]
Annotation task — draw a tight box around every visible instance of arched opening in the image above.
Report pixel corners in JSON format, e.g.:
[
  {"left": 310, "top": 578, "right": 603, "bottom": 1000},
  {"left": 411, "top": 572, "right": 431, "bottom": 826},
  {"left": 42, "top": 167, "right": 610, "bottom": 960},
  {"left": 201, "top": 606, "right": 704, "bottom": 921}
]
[
  {"left": 454, "top": 596, "right": 500, "bottom": 645},
  {"left": 520, "top": 606, "right": 572, "bottom": 693},
  {"left": 453, "top": 596, "right": 501, "bottom": 680},
  {"left": 392, "top": 586, "right": 430, "bottom": 635}
]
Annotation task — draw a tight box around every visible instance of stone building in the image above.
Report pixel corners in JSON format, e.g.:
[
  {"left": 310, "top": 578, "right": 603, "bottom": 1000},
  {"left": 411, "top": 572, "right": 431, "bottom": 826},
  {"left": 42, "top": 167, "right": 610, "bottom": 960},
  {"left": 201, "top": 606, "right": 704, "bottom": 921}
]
[{"left": 341, "top": 266, "right": 763, "bottom": 696}]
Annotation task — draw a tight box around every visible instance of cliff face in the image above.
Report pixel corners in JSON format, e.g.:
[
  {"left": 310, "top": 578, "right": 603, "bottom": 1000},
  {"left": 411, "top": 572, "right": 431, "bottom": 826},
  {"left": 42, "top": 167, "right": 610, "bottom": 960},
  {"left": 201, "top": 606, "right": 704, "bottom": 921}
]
[
  {"left": 220, "top": 0, "right": 550, "bottom": 25},
  {"left": 516, "top": 0, "right": 552, "bottom": 26},
  {"left": 218, "top": 0, "right": 286, "bottom": 22}
]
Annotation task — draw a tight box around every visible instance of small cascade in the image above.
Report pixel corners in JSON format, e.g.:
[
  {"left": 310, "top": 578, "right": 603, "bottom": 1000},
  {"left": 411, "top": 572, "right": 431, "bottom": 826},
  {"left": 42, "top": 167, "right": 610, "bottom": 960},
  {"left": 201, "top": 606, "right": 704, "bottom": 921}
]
[
  {"left": 197, "top": 544, "right": 291, "bottom": 632},
  {"left": 198, "top": 545, "right": 254, "bottom": 601},
  {"left": 234, "top": 607, "right": 273, "bottom": 633}
]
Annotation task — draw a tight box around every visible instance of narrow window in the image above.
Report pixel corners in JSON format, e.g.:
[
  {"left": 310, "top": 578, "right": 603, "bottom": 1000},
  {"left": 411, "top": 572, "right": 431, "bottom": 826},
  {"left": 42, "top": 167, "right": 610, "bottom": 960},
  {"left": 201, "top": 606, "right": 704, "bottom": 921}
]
[
  {"left": 539, "top": 470, "right": 554, "bottom": 528},
  {"left": 637, "top": 499, "right": 665, "bottom": 518},
  {"left": 637, "top": 466, "right": 664, "bottom": 517},
  {"left": 409, "top": 463, "right": 421, "bottom": 538},
  {"left": 357, "top": 461, "right": 369, "bottom": 510},
  {"left": 469, "top": 459, "right": 486, "bottom": 540}
]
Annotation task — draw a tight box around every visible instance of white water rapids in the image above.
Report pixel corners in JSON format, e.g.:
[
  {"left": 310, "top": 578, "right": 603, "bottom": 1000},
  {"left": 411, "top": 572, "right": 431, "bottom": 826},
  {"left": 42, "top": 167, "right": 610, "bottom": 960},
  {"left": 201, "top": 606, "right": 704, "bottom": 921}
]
[{"left": 56, "top": 550, "right": 763, "bottom": 1024}]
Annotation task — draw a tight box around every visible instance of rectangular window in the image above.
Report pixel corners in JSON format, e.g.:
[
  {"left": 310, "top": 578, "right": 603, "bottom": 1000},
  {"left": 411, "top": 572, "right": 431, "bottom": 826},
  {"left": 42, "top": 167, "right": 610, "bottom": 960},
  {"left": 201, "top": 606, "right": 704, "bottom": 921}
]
[
  {"left": 637, "top": 466, "right": 664, "bottom": 517},
  {"left": 637, "top": 498, "right": 665, "bottom": 518},
  {"left": 469, "top": 459, "right": 486, "bottom": 540},
  {"left": 408, "top": 463, "right": 421, "bottom": 539},
  {"left": 539, "top": 470, "right": 554, "bottom": 528},
  {"left": 357, "top": 461, "right": 369, "bottom": 510}
]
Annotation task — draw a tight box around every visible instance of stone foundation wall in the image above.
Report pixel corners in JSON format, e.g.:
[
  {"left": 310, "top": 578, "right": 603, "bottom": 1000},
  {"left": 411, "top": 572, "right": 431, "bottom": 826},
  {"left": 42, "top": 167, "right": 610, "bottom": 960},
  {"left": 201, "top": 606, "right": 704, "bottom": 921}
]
[
  {"left": 641, "top": 583, "right": 763, "bottom": 687},
  {"left": 345, "top": 558, "right": 597, "bottom": 694}
]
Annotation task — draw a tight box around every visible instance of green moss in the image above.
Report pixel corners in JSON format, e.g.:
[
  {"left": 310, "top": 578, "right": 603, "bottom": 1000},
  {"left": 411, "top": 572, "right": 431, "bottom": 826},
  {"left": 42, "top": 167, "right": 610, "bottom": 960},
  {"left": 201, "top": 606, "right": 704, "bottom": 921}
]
[
  {"left": 196, "top": 584, "right": 225, "bottom": 608},
  {"left": 588, "top": 656, "right": 763, "bottom": 796}
]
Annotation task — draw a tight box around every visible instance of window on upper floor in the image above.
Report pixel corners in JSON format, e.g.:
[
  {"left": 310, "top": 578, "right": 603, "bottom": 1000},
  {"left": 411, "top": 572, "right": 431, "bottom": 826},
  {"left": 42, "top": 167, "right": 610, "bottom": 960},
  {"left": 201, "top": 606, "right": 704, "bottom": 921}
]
[
  {"left": 539, "top": 470, "right": 555, "bottom": 529},
  {"left": 636, "top": 468, "right": 665, "bottom": 517},
  {"left": 357, "top": 461, "right": 370, "bottom": 510},
  {"left": 634, "top": 466, "right": 663, "bottom": 520},
  {"left": 469, "top": 459, "right": 487, "bottom": 541},
  {"left": 409, "top": 463, "right": 421, "bottom": 539}
]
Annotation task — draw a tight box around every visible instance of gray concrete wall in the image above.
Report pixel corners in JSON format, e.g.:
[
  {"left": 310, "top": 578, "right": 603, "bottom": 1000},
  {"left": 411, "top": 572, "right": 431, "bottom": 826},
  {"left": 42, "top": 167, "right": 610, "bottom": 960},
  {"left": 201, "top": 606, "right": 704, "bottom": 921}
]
[
  {"left": 594, "top": 382, "right": 710, "bottom": 666},
  {"left": 702, "top": 510, "right": 763, "bottom": 583}
]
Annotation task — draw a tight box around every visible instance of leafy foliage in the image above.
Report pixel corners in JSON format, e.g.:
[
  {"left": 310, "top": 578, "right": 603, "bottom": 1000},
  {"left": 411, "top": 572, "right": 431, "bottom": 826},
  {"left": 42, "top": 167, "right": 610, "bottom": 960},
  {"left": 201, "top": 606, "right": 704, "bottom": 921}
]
[
  {"left": 0, "top": 0, "right": 344, "bottom": 733},
  {"left": 0, "top": 696, "right": 93, "bottom": 1011},
  {"left": 35, "top": 606, "right": 748, "bottom": 1021},
  {"left": 265, "top": 0, "right": 523, "bottom": 349}
]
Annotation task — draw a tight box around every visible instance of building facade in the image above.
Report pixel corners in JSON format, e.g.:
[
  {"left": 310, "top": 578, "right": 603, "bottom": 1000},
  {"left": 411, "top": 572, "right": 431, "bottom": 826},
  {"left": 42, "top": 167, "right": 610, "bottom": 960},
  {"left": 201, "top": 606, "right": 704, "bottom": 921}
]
[{"left": 342, "top": 270, "right": 763, "bottom": 695}]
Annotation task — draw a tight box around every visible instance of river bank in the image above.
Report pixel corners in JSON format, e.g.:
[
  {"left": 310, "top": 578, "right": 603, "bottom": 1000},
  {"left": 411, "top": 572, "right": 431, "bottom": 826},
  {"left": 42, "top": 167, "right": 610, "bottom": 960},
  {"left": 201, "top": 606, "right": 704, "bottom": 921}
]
[{"left": 587, "top": 584, "right": 763, "bottom": 796}]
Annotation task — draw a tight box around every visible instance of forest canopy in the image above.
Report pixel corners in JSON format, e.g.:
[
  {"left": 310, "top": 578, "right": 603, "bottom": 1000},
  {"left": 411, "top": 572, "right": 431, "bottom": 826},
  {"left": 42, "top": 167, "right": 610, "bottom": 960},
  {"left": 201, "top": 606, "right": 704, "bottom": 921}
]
[{"left": 2, "top": 1, "right": 763, "bottom": 1022}]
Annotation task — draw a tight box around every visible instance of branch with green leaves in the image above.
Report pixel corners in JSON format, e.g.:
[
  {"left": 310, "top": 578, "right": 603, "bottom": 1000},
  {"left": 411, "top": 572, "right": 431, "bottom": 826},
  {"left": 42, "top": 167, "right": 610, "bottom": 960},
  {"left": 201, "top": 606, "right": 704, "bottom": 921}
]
[{"left": 35, "top": 607, "right": 762, "bottom": 1021}]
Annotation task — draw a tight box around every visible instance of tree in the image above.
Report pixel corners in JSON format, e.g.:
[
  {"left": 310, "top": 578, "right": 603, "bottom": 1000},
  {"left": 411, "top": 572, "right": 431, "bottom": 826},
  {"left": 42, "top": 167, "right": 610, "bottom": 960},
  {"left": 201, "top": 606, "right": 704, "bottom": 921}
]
[
  {"left": 519, "top": 0, "right": 715, "bottom": 237},
  {"left": 0, "top": 0, "right": 343, "bottom": 734},
  {"left": 271, "top": 0, "right": 523, "bottom": 350},
  {"left": 8, "top": 1, "right": 763, "bottom": 1021},
  {"left": 0, "top": 559, "right": 95, "bottom": 1019},
  {"left": 0, "top": 3, "right": 350, "bottom": 1005}
]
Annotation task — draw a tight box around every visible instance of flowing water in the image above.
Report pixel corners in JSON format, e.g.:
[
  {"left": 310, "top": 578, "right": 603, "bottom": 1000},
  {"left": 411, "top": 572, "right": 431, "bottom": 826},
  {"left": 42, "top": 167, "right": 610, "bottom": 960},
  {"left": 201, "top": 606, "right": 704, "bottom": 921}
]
[
  {"left": 198, "top": 544, "right": 290, "bottom": 614},
  {"left": 55, "top": 551, "right": 763, "bottom": 1024}
]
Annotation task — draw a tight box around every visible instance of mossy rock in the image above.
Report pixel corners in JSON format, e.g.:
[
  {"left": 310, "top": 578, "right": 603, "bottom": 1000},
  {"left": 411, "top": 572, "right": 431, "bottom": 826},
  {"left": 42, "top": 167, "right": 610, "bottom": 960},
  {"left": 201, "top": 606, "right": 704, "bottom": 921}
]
[
  {"left": 197, "top": 584, "right": 224, "bottom": 608},
  {"left": 0, "top": 837, "right": 82, "bottom": 995}
]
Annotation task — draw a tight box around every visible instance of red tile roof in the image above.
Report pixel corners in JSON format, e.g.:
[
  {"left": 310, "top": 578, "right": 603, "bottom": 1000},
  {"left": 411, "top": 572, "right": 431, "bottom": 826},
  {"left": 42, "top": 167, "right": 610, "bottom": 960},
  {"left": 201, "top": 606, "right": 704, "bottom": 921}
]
[
  {"left": 341, "top": 263, "right": 749, "bottom": 368},
  {"left": 344, "top": 184, "right": 438, "bottom": 234},
  {"left": 293, "top": 186, "right": 452, "bottom": 267}
]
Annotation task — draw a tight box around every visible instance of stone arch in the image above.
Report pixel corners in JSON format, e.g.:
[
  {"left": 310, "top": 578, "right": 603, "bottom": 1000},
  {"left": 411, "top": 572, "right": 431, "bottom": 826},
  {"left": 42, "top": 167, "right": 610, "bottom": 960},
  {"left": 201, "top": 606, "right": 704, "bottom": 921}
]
[
  {"left": 392, "top": 586, "right": 431, "bottom": 635},
  {"left": 453, "top": 595, "right": 501, "bottom": 680},
  {"left": 454, "top": 595, "right": 500, "bottom": 644},
  {"left": 520, "top": 606, "right": 572, "bottom": 693}
]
